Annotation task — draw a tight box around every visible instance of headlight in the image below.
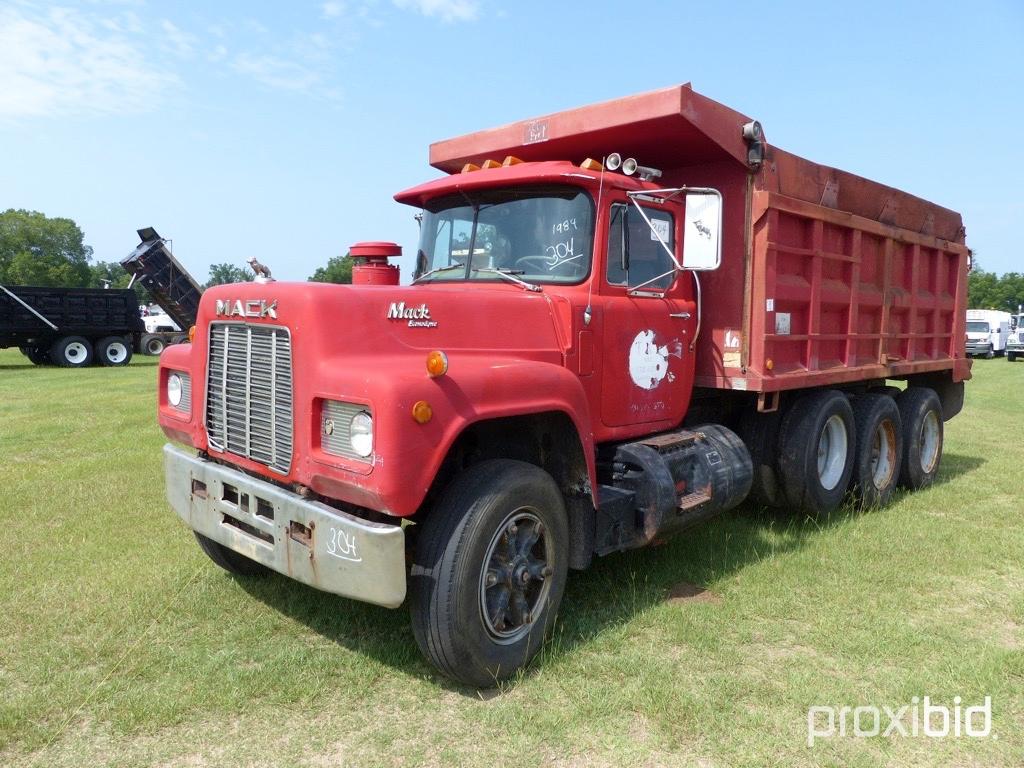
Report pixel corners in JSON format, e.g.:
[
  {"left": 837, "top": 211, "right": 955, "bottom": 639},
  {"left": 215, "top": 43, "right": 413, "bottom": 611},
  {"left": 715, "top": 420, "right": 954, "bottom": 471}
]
[
  {"left": 168, "top": 373, "right": 183, "bottom": 406},
  {"left": 350, "top": 411, "right": 373, "bottom": 457},
  {"left": 166, "top": 372, "right": 190, "bottom": 412}
]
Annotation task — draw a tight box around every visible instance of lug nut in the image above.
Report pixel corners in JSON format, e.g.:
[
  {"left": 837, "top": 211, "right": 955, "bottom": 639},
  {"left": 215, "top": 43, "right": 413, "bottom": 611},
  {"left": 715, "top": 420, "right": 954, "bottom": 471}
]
[
  {"left": 541, "top": 565, "right": 553, "bottom": 578},
  {"left": 486, "top": 572, "right": 498, "bottom": 587}
]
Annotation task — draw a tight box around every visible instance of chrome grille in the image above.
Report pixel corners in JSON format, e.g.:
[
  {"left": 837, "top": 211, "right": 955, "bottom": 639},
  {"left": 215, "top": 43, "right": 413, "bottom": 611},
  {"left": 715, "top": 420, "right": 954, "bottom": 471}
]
[
  {"left": 206, "top": 323, "right": 293, "bottom": 474},
  {"left": 321, "top": 400, "right": 372, "bottom": 463}
]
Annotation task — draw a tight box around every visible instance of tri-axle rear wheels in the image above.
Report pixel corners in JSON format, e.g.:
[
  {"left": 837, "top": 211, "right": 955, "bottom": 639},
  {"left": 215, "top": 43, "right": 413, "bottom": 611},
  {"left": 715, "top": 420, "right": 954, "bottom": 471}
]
[
  {"left": 410, "top": 459, "right": 568, "bottom": 688},
  {"left": 749, "top": 385, "right": 945, "bottom": 516}
]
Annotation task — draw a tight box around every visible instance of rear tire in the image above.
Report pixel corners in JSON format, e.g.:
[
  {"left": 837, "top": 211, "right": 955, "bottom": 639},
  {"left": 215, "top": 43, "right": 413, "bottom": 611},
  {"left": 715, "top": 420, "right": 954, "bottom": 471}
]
[
  {"left": 49, "top": 336, "right": 93, "bottom": 367},
  {"left": 194, "top": 532, "right": 269, "bottom": 577},
  {"left": 849, "top": 395, "right": 903, "bottom": 508},
  {"left": 141, "top": 334, "right": 165, "bottom": 356},
  {"left": 96, "top": 336, "right": 133, "bottom": 366},
  {"left": 897, "top": 388, "right": 943, "bottom": 490},
  {"left": 21, "top": 346, "right": 50, "bottom": 365},
  {"left": 778, "top": 390, "right": 856, "bottom": 515},
  {"left": 410, "top": 459, "right": 569, "bottom": 688}
]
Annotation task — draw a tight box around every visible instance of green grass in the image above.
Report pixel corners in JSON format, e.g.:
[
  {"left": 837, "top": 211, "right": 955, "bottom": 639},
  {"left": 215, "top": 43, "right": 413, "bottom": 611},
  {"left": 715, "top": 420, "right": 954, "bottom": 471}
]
[{"left": 1, "top": 348, "right": 1021, "bottom": 767}]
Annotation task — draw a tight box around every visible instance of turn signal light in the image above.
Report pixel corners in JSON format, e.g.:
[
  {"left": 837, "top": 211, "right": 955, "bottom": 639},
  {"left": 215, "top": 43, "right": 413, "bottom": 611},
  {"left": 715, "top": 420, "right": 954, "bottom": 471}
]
[
  {"left": 765, "top": 358, "right": 774, "bottom": 371},
  {"left": 426, "top": 350, "right": 448, "bottom": 378},
  {"left": 188, "top": 325, "right": 196, "bottom": 342},
  {"left": 412, "top": 400, "right": 433, "bottom": 424}
]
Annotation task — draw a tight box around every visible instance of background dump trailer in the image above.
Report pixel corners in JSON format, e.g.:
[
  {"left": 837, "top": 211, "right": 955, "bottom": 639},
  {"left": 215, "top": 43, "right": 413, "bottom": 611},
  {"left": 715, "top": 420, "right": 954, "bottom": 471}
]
[
  {"left": 430, "top": 83, "right": 971, "bottom": 408},
  {"left": 121, "top": 227, "right": 204, "bottom": 355},
  {"left": 0, "top": 284, "right": 143, "bottom": 366}
]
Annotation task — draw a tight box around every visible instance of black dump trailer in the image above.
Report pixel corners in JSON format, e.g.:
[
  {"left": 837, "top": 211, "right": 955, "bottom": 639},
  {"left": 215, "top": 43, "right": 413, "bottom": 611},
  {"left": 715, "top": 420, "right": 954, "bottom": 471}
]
[
  {"left": 0, "top": 284, "right": 144, "bottom": 367},
  {"left": 120, "top": 227, "right": 203, "bottom": 355}
]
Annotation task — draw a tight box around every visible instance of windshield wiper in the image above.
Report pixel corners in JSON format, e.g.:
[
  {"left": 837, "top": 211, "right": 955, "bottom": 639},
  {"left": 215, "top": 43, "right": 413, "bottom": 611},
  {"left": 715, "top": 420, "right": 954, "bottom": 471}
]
[
  {"left": 471, "top": 267, "right": 542, "bottom": 292},
  {"left": 412, "top": 263, "right": 466, "bottom": 284}
]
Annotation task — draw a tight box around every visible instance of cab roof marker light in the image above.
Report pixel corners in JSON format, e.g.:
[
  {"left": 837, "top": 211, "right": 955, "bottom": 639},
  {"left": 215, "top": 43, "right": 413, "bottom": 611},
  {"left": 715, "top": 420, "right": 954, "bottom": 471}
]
[
  {"left": 461, "top": 163, "right": 481, "bottom": 173},
  {"left": 481, "top": 159, "right": 501, "bottom": 169},
  {"left": 502, "top": 155, "right": 523, "bottom": 166},
  {"left": 579, "top": 158, "right": 604, "bottom": 171}
]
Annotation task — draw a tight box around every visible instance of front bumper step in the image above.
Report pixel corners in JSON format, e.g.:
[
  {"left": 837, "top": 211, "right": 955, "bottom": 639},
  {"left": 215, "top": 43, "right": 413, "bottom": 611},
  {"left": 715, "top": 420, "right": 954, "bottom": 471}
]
[{"left": 164, "top": 444, "right": 406, "bottom": 607}]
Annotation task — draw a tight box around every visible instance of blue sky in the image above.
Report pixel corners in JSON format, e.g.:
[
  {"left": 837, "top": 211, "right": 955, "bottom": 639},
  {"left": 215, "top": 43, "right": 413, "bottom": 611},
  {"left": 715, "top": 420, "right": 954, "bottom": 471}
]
[{"left": 2, "top": 0, "right": 1022, "bottom": 282}]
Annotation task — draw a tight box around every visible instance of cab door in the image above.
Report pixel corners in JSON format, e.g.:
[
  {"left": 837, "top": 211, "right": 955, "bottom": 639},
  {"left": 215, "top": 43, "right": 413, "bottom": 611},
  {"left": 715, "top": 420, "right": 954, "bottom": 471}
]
[{"left": 599, "top": 201, "right": 696, "bottom": 428}]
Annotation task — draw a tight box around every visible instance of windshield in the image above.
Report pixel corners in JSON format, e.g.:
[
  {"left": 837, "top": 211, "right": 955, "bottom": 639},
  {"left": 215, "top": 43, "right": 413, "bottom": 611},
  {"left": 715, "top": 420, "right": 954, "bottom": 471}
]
[
  {"left": 414, "top": 186, "right": 593, "bottom": 284},
  {"left": 966, "top": 320, "right": 990, "bottom": 333}
]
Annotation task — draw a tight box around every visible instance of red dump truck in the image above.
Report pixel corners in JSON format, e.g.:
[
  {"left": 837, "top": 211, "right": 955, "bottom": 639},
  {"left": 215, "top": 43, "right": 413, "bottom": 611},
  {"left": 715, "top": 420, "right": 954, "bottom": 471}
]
[{"left": 158, "top": 84, "right": 970, "bottom": 686}]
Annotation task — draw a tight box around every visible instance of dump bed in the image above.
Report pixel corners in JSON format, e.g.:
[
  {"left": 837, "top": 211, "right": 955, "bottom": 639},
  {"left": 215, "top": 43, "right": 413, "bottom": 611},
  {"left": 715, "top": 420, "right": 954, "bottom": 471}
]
[
  {"left": 121, "top": 228, "right": 203, "bottom": 331},
  {"left": 429, "top": 84, "right": 971, "bottom": 392},
  {"left": 0, "top": 285, "right": 142, "bottom": 346}
]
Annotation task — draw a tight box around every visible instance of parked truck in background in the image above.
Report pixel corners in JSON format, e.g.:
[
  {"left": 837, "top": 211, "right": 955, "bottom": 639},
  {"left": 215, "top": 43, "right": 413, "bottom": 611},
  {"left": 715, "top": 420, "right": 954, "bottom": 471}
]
[
  {"left": 1006, "top": 307, "right": 1024, "bottom": 362},
  {"left": 965, "top": 308, "right": 1011, "bottom": 358},
  {"left": 121, "top": 227, "right": 204, "bottom": 355},
  {"left": 1, "top": 283, "right": 143, "bottom": 366},
  {"left": 158, "top": 85, "right": 971, "bottom": 686}
]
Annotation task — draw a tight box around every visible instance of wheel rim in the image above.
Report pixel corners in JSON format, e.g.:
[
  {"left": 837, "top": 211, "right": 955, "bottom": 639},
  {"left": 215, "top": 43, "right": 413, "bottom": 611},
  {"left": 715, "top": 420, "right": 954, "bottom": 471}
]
[
  {"left": 870, "top": 419, "right": 897, "bottom": 489},
  {"left": 65, "top": 342, "right": 88, "bottom": 364},
  {"left": 147, "top": 340, "right": 164, "bottom": 355},
  {"left": 106, "top": 342, "right": 128, "bottom": 363},
  {"left": 479, "top": 508, "right": 554, "bottom": 644},
  {"left": 816, "top": 414, "right": 848, "bottom": 491},
  {"left": 919, "top": 410, "right": 941, "bottom": 474}
]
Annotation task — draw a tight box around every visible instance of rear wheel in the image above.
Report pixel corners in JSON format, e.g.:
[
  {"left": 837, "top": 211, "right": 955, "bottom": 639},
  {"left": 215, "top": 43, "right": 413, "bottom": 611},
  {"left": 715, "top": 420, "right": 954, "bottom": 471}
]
[
  {"left": 410, "top": 459, "right": 568, "bottom": 688},
  {"left": 141, "top": 334, "right": 165, "bottom": 356},
  {"left": 96, "top": 336, "right": 133, "bottom": 366},
  {"left": 21, "top": 346, "right": 50, "bottom": 365},
  {"left": 849, "top": 394, "right": 903, "bottom": 508},
  {"left": 50, "top": 336, "right": 93, "bottom": 367},
  {"left": 897, "top": 388, "right": 943, "bottom": 490},
  {"left": 778, "top": 390, "right": 856, "bottom": 515},
  {"left": 194, "top": 532, "right": 269, "bottom": 577}
]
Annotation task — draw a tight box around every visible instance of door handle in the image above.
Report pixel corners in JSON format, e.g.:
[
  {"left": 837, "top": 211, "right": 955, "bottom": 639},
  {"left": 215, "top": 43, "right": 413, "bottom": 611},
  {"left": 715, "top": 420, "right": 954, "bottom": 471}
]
[{"left": 669, "top": 312, "right": 691, "bottom": 319}]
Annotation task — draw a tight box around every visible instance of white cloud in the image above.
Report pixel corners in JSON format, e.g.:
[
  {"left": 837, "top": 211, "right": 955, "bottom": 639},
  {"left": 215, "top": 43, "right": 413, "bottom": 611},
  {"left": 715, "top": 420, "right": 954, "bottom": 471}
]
[
  {"left": 321, "top": 1, "right": 345, "bottom": 19},
  {"left": 0, "top": 6, "right": 178, "bottom": 119},
  {"left": 231, "top": 52, "right": 321, "bottom": 93},
  {"left": 392, "top": 0, "right": 479, "bottom": 22},
  {"left": 160, "top": 19, "right": 196, "bottom": 57}
]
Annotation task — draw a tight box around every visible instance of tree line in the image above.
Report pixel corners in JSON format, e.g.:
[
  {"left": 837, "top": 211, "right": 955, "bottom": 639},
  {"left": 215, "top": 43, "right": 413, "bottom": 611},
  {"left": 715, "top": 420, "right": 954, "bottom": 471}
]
[{"left": 968, "top": 262, "right": 1024, "bottom": 313}]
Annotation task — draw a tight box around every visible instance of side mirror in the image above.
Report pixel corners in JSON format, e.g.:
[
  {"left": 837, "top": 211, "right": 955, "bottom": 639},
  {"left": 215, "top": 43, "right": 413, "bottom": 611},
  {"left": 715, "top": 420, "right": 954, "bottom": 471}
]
[{"left": 682, "top": 190, "right": 723, "bottom": 271}]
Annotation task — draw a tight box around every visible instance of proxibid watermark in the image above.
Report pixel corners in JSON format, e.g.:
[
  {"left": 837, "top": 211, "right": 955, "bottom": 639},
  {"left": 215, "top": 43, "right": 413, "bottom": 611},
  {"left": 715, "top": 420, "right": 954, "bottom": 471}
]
[{"left": 807, "top": 697, "right": 993, "bottom": 747}]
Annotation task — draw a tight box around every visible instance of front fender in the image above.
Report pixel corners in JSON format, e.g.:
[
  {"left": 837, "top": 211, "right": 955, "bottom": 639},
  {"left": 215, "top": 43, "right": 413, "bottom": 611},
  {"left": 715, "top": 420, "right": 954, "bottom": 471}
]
[{"left": 305, "top": 355, "right": 597, "bottom": 516}]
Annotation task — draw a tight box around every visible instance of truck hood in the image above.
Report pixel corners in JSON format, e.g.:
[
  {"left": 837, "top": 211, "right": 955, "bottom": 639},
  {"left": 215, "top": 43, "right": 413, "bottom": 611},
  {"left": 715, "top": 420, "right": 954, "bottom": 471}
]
[{"left": 197, "top": 281, "right": 570, "bottom": 363}]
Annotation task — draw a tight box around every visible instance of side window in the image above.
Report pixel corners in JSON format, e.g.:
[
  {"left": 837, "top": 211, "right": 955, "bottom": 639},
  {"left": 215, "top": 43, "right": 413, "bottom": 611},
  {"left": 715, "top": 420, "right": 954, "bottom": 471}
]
[{"left": 606, "top": 203, "right": 675, "bottom": 290}]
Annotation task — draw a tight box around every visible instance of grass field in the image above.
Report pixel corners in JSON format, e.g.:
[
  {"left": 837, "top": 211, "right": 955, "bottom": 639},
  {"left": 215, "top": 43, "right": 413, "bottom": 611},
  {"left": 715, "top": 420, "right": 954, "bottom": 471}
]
[{"left": 0, "top": 347, "right": 1021, "bottom": 767}]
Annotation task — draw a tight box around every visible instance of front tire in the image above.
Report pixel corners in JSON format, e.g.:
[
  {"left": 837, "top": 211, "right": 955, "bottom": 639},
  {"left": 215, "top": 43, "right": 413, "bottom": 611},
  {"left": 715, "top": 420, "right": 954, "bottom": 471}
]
[
  {"left": 1009, "top": 352, "right": 1017, "bottom": 362},
  {"left": 410, "top": 459, "right": 569, "bottom": 688},
  {"left": 141, "top": 334, "right": 165, "bottom": 356},
  {"left": 194, "top": 532, "right": 269, "bottom": 577}
]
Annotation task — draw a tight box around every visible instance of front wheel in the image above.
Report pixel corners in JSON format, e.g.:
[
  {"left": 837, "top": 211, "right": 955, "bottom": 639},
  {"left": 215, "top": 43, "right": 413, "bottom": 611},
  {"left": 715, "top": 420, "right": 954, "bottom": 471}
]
[
  {"left": 1009, "top": 352, "right": 1017, "bottom": 363},
  {"left": 410, "top": 459, "right": 569, "bottom": 688}
]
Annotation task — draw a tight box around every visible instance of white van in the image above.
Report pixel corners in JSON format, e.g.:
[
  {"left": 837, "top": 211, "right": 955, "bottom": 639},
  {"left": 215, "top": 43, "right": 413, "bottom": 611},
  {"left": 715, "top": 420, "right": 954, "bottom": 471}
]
[{"left": 966, "top": 309, "right": 1012, "bottom": 358}]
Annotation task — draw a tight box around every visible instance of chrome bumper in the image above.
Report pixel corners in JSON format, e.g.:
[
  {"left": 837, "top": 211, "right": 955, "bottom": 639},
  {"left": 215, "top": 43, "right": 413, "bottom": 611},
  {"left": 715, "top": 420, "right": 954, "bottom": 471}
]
[{"left": 164, "top": 444, "right": 406, "bottom": 608}]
